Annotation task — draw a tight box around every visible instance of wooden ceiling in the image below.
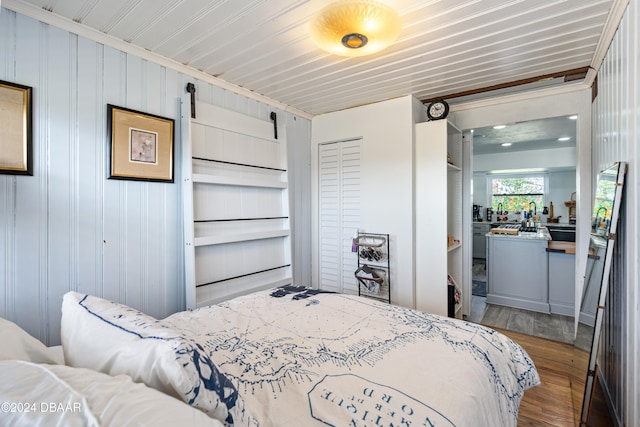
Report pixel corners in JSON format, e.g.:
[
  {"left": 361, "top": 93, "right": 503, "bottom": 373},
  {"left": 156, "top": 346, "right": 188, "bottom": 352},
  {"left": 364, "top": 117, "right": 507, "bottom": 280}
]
[{"left": 4, "top": 0, "right": 620, "bottom": 116}]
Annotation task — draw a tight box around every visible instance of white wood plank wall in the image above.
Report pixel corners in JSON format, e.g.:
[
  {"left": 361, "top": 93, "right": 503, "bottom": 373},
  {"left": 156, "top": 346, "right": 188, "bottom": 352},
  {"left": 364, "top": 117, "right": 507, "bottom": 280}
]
[
  {"left": 591, "top": 1, "right": 639, "bottom": 425},
  {"left": 0, "top": 8, "right": 311, "bottom": 346}
]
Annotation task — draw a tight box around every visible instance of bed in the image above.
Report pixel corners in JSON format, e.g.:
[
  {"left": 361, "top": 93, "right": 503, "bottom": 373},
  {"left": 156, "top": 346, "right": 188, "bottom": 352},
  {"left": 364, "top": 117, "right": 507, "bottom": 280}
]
[{"left": 1, "top": 286, "right": 539, "bottom": 426}]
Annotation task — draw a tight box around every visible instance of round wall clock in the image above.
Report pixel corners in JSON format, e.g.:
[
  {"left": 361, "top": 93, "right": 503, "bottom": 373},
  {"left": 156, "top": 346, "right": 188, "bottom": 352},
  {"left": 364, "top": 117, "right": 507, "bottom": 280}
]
[{"left": 427, "top": 100, "right": 449, "bottom": 121}]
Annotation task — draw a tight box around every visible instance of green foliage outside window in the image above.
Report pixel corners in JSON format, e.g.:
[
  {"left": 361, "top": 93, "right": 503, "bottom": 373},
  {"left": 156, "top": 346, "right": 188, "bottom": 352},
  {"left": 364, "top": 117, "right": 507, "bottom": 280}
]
[
  {"left": 593, "top": 179, "right": 615, "bottom": 220},
  {"left": 491, "top": 176, "right": 545, "bottom": 214}
]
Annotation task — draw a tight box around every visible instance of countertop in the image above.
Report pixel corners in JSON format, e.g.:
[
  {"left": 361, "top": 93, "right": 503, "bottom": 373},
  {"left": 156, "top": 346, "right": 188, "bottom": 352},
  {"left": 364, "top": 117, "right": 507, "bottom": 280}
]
[
  {"left": 486, "top": 227, "right": 551, "bottom": 241},
  {"left": 547, "top": 241, "right": 576, "bottom": 254},
  {"left": 473, "top": 221, "right": 575, "bottom": 227}
]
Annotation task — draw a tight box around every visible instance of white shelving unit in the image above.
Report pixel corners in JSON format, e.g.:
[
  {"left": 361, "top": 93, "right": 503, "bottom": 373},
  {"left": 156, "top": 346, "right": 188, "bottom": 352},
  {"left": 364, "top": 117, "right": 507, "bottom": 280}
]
[
  {"left": 415, "top": 119, "right": 463, "bottom": 318},
  {"left": 182, "top": 96, "right": 291, "bottom": 309}
]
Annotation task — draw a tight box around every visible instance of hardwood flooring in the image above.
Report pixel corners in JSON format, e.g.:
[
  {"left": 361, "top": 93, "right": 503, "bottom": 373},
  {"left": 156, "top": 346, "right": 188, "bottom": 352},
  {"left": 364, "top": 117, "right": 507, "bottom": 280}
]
[{"left": 495, "top": 328, "right": 614, "bottom": 426}]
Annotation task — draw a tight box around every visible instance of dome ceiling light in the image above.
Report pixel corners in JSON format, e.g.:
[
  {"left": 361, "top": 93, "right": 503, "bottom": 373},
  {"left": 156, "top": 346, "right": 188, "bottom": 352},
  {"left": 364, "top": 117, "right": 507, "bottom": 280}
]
[{"left": 309, "top": 0, "right": 402, "bottom": 57}]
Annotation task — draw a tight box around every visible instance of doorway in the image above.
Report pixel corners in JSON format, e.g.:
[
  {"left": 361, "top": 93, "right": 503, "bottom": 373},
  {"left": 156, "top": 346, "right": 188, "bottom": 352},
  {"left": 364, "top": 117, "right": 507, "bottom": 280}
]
[{"left": 466, "top": 115, "right": 578, "bottom": 336}]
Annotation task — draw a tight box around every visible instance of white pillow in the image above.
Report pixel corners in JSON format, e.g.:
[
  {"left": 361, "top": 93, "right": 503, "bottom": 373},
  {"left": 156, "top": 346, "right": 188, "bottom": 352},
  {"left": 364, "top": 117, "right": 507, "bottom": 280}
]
[
  {"left": 61, "top": 292, "right": 250, "bottom": 426},
  {"left": 0, "top": 360, "right": 224, "bottom": 427},
  {"left": 0, "top": 317, "right": 64, "bottom": 364}
]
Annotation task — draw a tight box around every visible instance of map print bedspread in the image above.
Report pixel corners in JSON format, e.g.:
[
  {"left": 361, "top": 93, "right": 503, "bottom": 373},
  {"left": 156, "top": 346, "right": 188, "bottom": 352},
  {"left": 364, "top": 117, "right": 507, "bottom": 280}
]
[{"left": 166, "top": 286, "right": 540, "bottom": 426}]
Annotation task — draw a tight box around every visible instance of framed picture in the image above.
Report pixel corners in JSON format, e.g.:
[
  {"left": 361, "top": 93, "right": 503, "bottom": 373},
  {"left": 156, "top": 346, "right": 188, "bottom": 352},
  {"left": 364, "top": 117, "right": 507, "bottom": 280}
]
[
  {"left": 0, "top": 80, "right": 33, "bottom": 175},
  {"left": 107, "top": 104, "right": 174, "bottom": 182}
]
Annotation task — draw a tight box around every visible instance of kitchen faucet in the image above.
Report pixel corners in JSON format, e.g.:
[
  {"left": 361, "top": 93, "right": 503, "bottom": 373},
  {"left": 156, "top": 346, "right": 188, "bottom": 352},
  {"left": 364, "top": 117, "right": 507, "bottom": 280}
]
[
  {"left": 595, "top": 206, "right": 608, "bottom": 230},
  {"left": 529, "top": 201, "right": 537, "bottom": 217}
]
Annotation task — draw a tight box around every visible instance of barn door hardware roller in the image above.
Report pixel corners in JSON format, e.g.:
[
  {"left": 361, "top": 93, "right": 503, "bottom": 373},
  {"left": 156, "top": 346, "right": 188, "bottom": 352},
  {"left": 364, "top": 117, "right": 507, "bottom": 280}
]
[
  {"left": 270, "top": 112, "right": 278, "bottom": 139},
  {"left": 186, "top": 83, "right": 196, "bottom": 118}
]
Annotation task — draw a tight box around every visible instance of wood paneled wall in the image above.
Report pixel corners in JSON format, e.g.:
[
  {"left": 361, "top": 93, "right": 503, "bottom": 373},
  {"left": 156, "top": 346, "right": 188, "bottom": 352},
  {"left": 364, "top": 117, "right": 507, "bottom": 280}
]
[
  {"left": 0, "top": 8, "right": 311, "bottom": 346},
  {"left": 591, "top": 2, "right": 639, "bottom": 425}
]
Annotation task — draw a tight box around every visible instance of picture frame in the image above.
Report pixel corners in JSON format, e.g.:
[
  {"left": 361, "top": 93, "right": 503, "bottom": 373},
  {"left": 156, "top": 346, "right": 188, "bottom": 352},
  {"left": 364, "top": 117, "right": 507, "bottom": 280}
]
[
  {"left": 0, "top": 80, "right": 33, "bottom": 175},
  {"left": 107, "top": 104, "right": 175, "bottom": 182}
]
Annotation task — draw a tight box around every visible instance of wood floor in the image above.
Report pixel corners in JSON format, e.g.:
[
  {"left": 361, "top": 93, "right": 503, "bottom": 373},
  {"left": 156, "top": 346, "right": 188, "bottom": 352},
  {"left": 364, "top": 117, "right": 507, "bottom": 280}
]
[{"left": 495, "top": 328, "right": 614, "bottom": 426}]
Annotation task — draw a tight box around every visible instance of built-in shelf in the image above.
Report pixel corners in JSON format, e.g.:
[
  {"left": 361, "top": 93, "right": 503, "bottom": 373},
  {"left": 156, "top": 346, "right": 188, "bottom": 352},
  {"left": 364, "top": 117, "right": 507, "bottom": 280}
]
[
  {"left": 196, "top": 278, "right": 292, "bottom": 308},
  {"left": 183, "top": 97, "right": 291, "bottom": 309},
  {"left": 192, "top": 173, "right": 287, "bottom": 189},
  {"left": 194, "top": 229, "right": 290, "bottom": 246},
  {"left": 415, "top": 119, "right": 463, "bottom": 319},
  {"left": 447, "top": 242, "right": 462, "bottom": 252}
]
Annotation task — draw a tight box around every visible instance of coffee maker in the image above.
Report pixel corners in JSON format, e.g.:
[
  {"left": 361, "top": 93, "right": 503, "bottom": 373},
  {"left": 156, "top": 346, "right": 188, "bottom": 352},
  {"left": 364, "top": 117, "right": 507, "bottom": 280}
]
[{"left": 473, "top": 205, "right": 483, "bottom": 222}]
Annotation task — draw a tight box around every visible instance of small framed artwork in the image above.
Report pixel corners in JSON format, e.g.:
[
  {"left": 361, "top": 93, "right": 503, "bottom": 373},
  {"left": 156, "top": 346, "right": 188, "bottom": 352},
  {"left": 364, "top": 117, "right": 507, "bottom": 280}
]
[
  {"left": 107, "top": 104, "right": 174, "bottom": 182},
  {"left": 0, "top": 80, "right": 33, "bottom": 175}
]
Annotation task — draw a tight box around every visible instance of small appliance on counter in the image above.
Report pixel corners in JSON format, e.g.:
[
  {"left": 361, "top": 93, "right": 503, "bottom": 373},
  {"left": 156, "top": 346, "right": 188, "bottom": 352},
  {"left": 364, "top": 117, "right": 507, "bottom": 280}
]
[
  {"left": 486, "top": 208, "right": 493, "bottom": 222},
  {"left": 473, "top": 204, "right": 483, "bottom": 222}
]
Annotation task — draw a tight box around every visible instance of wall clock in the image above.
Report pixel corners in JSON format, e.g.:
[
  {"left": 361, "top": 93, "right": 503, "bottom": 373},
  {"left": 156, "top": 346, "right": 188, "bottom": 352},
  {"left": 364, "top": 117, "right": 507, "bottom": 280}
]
[{"left": 427, "top": 100, "right": 449, "bottom": 121}]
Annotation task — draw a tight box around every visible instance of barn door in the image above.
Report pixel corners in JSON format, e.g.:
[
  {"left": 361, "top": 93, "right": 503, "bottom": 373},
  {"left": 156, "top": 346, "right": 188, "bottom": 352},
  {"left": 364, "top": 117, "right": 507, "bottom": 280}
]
[{"left": 182, "top": 96, "right": 291, "bottom": 308}]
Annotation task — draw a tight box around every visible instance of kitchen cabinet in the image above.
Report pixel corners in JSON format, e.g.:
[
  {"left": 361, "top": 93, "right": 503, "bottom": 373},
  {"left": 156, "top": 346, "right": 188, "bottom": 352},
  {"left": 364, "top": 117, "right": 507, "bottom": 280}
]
[
  {"left": 486, "top": 234, "right": 550, "bottom": 313},
  {"left": 415, "top": 119, "right": 463, "bottom": 318},
  {"left": 547, "top": 249, "right": 576, "bottom": 316},
  {"left": 579, "top": 236, "right": 607, "bottom": 326},
  {"left": 473, "top": 223, "right": 491, "bottom": 258}
]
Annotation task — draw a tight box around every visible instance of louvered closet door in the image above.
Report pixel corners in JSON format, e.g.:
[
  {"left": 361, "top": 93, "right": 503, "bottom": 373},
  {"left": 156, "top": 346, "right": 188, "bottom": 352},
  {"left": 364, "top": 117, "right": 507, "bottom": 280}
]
[{"left": 318, "top": 139, "right": 361, "bottom": 294}]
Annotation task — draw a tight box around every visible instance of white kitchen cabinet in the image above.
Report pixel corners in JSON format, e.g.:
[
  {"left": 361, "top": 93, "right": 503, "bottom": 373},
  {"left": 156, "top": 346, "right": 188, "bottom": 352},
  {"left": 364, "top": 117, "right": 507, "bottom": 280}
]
[
  {"left": 486, "top": 235, "right": 549, "bottom": 313},
  {"left": 548, "top": 250, "right": 576, "bottom": 316},
  {"left": 473, "top": 223, "right": 491, "bottom": 258},
  {"left": 415, "top": 120, "right": 463, "bottom": 318}
]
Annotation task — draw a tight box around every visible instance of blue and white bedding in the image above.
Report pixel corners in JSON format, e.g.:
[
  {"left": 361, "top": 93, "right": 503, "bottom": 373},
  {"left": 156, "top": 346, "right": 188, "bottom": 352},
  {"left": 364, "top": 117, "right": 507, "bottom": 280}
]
[
  {"left": 0, "top": 317, "right": 224, "bottom": 427},
  {"left": 171, "top": 286, "right": 539, "bottom": 426},
  {"left": 61, "top": 286, "right": 539, "bottom": 426}
]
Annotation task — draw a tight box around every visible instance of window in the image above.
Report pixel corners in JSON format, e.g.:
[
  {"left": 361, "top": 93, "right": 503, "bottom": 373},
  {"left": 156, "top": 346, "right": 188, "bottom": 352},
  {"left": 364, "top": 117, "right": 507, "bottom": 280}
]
[{"left": 490, "top": 175, "right": 545, "bottom": 214}]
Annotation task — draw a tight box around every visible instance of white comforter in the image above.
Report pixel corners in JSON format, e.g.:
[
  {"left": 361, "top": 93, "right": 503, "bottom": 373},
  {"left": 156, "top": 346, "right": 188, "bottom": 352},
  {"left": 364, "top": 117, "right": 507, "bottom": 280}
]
[{"left": 165, "top": 286, "right": 540, "bottom": 427}]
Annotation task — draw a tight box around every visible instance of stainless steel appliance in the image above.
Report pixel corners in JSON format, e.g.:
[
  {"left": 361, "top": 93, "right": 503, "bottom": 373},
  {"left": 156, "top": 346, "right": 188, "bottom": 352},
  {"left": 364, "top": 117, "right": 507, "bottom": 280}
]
[
  {"left": 485, "top": 208, "right": 493, "bottom": 222},
  {"left": 473, "top": 204, "right": 482, "bottom": 222}
]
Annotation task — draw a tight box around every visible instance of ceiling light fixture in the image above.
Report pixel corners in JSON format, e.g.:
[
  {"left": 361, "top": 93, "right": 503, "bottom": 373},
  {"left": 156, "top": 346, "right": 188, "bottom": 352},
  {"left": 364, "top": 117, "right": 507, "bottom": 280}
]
[
  {"left": 309, "top": 0, "right": 402, "bottom": 57},
  {"left": 501, "top": 142, "right": 512, "bottom": 147},
  {"left": 493, "top": 125, "right": 506, "bottom": 129},
  {"left": 558, "top": 137, "right": 571, "bottom": 141}
]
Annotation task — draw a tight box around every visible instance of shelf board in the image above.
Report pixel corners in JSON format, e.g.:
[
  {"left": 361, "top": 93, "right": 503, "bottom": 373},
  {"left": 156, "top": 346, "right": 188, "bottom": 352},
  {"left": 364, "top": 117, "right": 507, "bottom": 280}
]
[
  {"left": 447, "top": 242, "right": 462, "bottom": 252},
  {"left": 192, "top": 173, "right": 287, "bottom": 189},
  {"left": 455, "top": 303, "right": 463, "bottom": 319},
  {"left": 196, "top": 277, "right": 292, "bottom": 308},
  {"left": 194, "top": 229, "right": 290, "bottom": 246}
]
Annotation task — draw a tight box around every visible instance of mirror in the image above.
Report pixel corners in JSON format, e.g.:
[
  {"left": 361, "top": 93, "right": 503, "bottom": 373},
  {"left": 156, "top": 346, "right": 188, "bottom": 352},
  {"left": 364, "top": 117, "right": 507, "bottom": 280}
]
[{"left": 579, "top": 161, "right": 627, "bottom": 425}]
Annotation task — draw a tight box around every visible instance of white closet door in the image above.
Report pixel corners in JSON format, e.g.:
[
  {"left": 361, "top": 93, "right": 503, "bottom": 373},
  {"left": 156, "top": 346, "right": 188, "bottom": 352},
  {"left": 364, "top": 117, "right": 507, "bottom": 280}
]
[{"left": 318, "top": 139, "right": 361, "bottom": 293}]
